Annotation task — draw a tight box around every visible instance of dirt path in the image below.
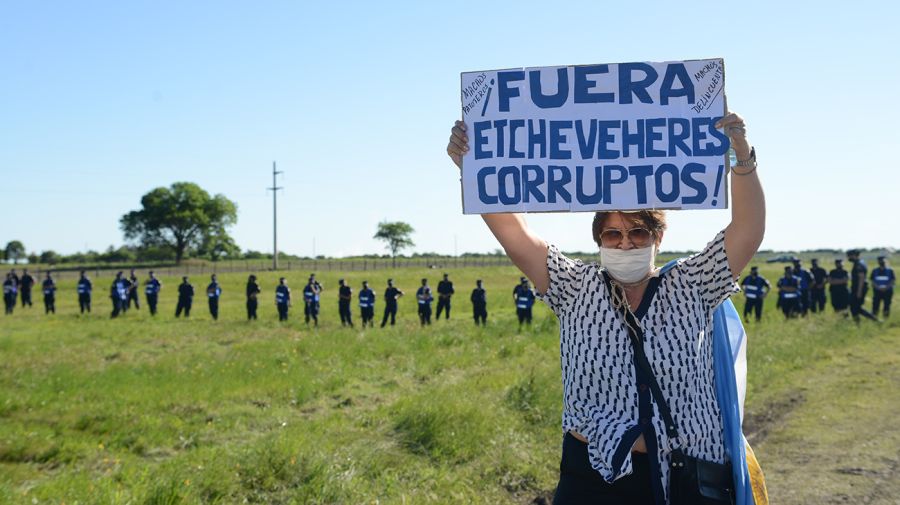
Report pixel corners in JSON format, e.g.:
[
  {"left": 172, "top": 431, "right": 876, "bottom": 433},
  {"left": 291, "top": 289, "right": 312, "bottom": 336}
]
[{"left": 751, "top": 328, "right": 900, "bottom": 504}]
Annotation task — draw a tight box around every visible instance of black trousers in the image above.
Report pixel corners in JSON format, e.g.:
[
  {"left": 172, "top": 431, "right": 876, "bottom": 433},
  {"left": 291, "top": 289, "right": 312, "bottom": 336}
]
[
  {"left": 830, "top": 286, "right": 849, "bottom": 312},
  {"left": 743, "top": 297, "right": 763, "bottom": 321},
  {"left": 553, "top": 432, "right": 654, "bottom": 505},
  {"left": 277, "top": 302, "right": 289, "bottom": 321},
  {"left": 175, "top": 297, "right": 192, "bottom": 318},
  {"left": 381, "top": 303, "right": 398, "bottom": 327},
  {"left": 128, "top": 289, "right": 140, "bottom": 309},
  {"left": 146, "top": 293, "right": 158, "bottom": 315},
  {"left": 111, "top": 297, "right": 125, "bottom": 318},
  {"left": 44, "top": 295, "right": 55, "bottom": 314},
  {"left": 339, "top": 299, "right": 353, "bottom": 326},
  {"left": 21, "top": 289, "right": 32, "bottom": 307},
  {"left": 797, "top": 289, "right": 810, "bottom": 315},
  {"left": 360, "top": 306, "right": 374, "bottom": 326},
  {"left": 304, "top": 301, "right": 318, "bottom": 325},
  {"left": 436, "top": 297, "right": 451, "bottom": 319},
  {"left": 247, "top": 298, "right": 258, "bottom": 320},
  {"left": 208, "top": 297, "right": 219, "bottom": 320},
  {"left": 809, "top": 288, "right": 826, "bottom": 313},
  {"left": 79, "top": 294, "right": 91, "bottom": 313},
  {"left": 780, "top": 297, "right": 798, "bottom": 318},
  {"left": 418, "top": 304, "right": 432, "bottom": 325},
  {"left": 517, "top": 307, "right": 532, "bottom": 325},
  {"left": 873, "top": 288, "right": 892, "bottom": 317},
  {"left": 3, "top": 294, "right": 13, "bottom": 314},
  {"left": 849, "top": 289, "right": 877, "bottom": 322},
  {"left": 473, "top": 302, "right": 487, "bottom": 325}
]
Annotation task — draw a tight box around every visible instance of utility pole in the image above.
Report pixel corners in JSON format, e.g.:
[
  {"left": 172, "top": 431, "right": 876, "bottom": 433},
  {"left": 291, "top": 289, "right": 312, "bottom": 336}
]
[{"left": 267, "top": 161, "right": 283, "bottom": 271}]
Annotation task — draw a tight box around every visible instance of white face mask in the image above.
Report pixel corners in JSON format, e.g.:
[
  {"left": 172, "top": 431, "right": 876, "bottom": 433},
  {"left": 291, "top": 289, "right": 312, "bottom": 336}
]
[{"left": 600, "top": 245, "right": 656, "bottom": 283}]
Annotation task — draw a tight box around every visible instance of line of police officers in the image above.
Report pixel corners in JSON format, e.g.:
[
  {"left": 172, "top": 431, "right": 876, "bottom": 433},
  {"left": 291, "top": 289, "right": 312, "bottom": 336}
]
[{"left": 739, "top": 252, "right": 894, "bottom": 322}]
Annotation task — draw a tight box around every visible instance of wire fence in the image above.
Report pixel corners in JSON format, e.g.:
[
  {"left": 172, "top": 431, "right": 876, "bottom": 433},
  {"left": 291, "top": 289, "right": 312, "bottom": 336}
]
[{"left": 17, "top": 256, "right": 517, "bottom": 281}]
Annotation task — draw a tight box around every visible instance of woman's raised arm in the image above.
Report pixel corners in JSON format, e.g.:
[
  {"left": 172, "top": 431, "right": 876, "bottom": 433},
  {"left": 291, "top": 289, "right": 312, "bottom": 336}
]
[
  {"left": 718, "top": 112, "right": 766, "bottom": 277},
  {"left": 447, "top": 120, "right": 550, "bottom": 293}
]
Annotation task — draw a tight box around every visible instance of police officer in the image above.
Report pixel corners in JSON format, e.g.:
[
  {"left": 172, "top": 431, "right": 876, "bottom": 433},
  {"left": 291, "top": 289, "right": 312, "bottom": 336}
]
[
  {"left": 303, "top": 276, "right": 321, "bottom": 326},
  {"left": 145, "top": 271, "right": 162, "bottom": 316},
  {"left": 809, "top": 259, "right": 828, "bottom": 313},
  {"left": 19, "top": 269, "right": 35, "bottom": 308},
  {"left": 42, "top": 272, "right": 57, "bottom": 314},
  {"left": 110, "top": 271, "right": 130, "bottom": 318},
  {"left": 828, "top": 259, "right": 850, "bottom": 314},
  {"left": 380, "top": 278, "right": 404, "bottom": 327},
  {"left": 847, "top": 249, "right": 878, "bottom": 322},
  {"left": 127, "top": 269, "right": 140, "bottom": 310},
  {"left": 175, "top": 276, "right": 194, "bottom": 318},
  {"left": 740, "top": 266, "right": 770, "bottom": 322},
  {"left": 275, "top": 277, "right": 291, "bottom": 321},
  {"left": 791, "top": 259, "right": 812, "bottom": 316},
  {"left": 207, "top": 274, "right": 222, "bottom": 320},
  {"left": 871, "top": 256, "right": 895, "bottom": 318},
  {"left": 777, "top": 266, "right": 800, "bottom": 319},
  {"left": 470, "top": 279, "right": 487, "bottom": 325},
  {"left": 3, "top": 273, "right": 17, "bottom": 315},
  {"left": 359, "top": 281, "right": 375, "bottom": 328},
  {"left": 416, "top": 278, "right": 433, "bottom": 326},
  {"left": 436, "top": 273, "right": 454, "bottom": 320},
  {"left": 338, "top": 279, "right": 353, "bottom": 327},
  {"left": 246, "top": 274, "right": 261, "bottom": 320},
  {"left": 309, "top": 274, "right": 323, "bottom": 314},
  {"left": 77, "top": 270, "right": 92, "bottom": 314},
  {"left": 514, "top": 277, "right": 535, "bottom": 327}
]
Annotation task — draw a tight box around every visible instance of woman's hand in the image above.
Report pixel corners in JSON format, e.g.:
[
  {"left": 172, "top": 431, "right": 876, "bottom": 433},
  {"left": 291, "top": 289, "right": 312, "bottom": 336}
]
[
  {"left": 716, "top": 112, "right": 751, "bottom": 161},
  {"left": 446, "top": 120, "right": 468, "bottom": 170}
]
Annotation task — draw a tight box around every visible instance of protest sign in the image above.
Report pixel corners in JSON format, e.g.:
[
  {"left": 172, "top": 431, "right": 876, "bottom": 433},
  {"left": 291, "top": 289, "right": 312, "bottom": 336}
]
[{"left": 460, "top": 59, "right": 729, "bottom": 214}]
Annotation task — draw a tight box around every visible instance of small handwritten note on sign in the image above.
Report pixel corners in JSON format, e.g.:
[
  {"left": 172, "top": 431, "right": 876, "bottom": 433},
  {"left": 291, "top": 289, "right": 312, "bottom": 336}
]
[{"left": 460, "top": 59, "right": 728, "bottom": 214}]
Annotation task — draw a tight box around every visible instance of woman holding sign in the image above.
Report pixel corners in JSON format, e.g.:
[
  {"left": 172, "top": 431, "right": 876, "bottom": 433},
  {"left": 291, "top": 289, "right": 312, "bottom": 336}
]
[{"left": 447, "top": 112, "right": 765, "bottom": 505}]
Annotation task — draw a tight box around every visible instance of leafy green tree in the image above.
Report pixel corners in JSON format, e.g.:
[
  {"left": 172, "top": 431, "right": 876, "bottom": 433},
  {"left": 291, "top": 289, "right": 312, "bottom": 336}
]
[
  {"left": 4, "top": 240, "right": 25, "bottom": 264},
  {"left": 120, "top": 182, "right": 238, "bottom": 264},
  {"left": 198, "top": 228, "right": 241, "bottom": 261},
  {"left": 373, "top": 221, "right": 415, "bottom": 267},
  {"left": 39, "top": 250, "right": 61, "bottom": 264}
]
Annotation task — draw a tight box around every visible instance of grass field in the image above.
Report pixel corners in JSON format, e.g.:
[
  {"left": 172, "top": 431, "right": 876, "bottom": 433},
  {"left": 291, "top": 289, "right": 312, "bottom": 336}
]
[{"left": 1, "top": 262, "right": 898, "bottom": 504}]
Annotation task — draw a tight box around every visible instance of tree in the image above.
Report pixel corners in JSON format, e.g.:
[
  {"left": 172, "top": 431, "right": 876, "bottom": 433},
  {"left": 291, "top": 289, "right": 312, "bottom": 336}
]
[
  {"left": 373, "top": 221, "right": 415, "bottom": 267},
  {"left": 197, "top": 228, "right": 241, "bottom": 261},
  {"left": 4, "top": 240, "right": 25, "bottom": 264},
  {"left": 120, "top": 182, "right": 238, "bottom": 264},
  {"left": 39, "top": 250, "right": 61, "bottom": 264}
]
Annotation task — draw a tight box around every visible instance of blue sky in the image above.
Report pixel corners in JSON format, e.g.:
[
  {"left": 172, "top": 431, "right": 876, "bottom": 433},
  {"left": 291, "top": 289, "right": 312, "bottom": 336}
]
[{"left": 2, "top": 1, "right": 898, "bottom": 258}]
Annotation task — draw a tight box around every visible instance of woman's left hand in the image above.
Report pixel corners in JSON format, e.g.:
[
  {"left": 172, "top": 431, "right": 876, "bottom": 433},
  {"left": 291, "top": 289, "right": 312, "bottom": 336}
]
[{"left": 716, "top": 112, "right": 751, "bottom": 161}]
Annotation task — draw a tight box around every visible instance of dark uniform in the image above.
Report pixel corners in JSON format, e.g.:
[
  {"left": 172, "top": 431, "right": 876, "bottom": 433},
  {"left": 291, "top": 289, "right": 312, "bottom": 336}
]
[
  {"left": 275, "top": 280, "right": 291, "bottom": 321},
  {"left": 359, "top": 282, "right": 375, "bottom": 327},
  {"left": 871, "top": 257, "right": 895, "bottom": 317},
  {"left": 338, "top": 280, "right": 353, "bottom": 327},
  {"left": 3, "top": 274, "right": 17, "bottom": 315},
  {"left": 77, "top": 272, "right": 92, "bottom": 314},
  {"left": 42, "top": 275, "right": 57, "bottom": 314},
  {"left": 436, "top": 274, "right": 454, "bottom": 320},
  {"left": 128, "top": 270, "right": 140, "bottom": 310},
  {"left": 381, "top": 281, "right": 403, "bottom": 327},
  {"left": 111, "top": 273, "right": 130, "bottom": 318},
  {"left": 19, "top": 271, "right": 35, "bottom": 308},
  {"left": 470, "top": 280, "right": 487, "bottom": 325},
  {"left": 514, "top": 279, "right": 535, "bottom": 326},
  {"left": 791, "top": 261, "right": 812, "bottom": 316},
  {"left": 303, "top": 280, "right": 320, "bottom": 326},
  {"left": 246, "top": 275, "right": 261, "bottom": 320},
  {"left": 776, "top": 268, "right": 800, "bottom": 318},
  {"left": 175, "top": 277, "right": 194, "bottom": 318},
  {"left": 145, "top": 273, "right": 162, "bottom": 315},
  {"left": 809, "top": 260, "right": 828, "bottom": 313},
  {"left": 740, "top": 268, "right": 770, "bottom": 322},
  {"left": 416, "top": 280, "right": 433, "bottom": 326},
  {"left": 847, "top": 251, "right": 878, "bottom": 322},
  {"left": 828, "top": 260, "right": 850, "bottom": 313},
  {"left": 206, "top": 275, "right": 221, "bottom": 320}
]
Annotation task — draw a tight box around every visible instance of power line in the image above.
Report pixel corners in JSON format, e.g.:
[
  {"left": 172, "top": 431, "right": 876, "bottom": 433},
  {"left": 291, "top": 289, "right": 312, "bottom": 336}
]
[{"left": 267, "top": 161, "right": 283, "bottom": 271}]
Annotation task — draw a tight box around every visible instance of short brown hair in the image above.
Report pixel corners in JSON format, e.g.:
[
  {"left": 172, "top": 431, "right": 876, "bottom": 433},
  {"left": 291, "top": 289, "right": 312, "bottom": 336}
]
[{"left": 592, "top": 210, "right": 667, "bottom": 249}]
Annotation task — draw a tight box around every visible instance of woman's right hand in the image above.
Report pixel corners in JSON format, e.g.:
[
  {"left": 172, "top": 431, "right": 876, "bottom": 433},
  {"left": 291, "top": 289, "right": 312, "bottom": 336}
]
[{"left": 446, "top": 120, "right": 468, "bottom": 170}]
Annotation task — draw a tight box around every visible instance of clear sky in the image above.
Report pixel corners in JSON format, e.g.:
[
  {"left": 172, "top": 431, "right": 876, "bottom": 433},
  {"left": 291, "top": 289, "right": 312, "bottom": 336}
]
[{"left": 2, "top": 1, "right": 898, "bottom": 258}]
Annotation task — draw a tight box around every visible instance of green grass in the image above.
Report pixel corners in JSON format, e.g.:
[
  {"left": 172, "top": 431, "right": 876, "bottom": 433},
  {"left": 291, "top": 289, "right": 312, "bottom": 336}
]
[{"left": 1, "top": 262, "right": 897, "bottom": 504}]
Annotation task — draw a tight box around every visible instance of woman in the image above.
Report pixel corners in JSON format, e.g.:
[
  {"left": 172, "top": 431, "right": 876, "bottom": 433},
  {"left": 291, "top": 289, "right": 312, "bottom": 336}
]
[{"left": 447, "top": 112, "right": 764, "bottom": 504}]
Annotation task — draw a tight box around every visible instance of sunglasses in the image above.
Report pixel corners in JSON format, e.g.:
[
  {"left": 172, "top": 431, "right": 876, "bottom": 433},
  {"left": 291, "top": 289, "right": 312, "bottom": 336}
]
[{"left": 599, "top": 227, "right": 653, "bottom": 248}]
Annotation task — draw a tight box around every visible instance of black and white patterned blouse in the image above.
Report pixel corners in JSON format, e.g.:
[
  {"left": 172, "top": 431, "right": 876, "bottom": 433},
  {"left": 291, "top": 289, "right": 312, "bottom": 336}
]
[{"left": 537, "top": 230, "right": 739, "bottom": 502}]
